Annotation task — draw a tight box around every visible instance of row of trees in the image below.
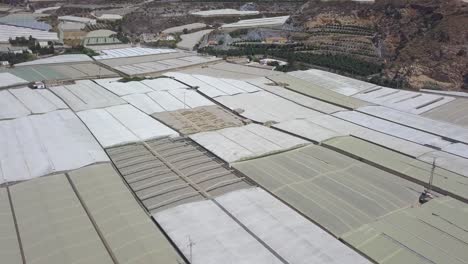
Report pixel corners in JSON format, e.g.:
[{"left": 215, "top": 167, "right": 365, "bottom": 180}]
[{"left": 199, "top": 46, "right": 383, "bottom": 76}]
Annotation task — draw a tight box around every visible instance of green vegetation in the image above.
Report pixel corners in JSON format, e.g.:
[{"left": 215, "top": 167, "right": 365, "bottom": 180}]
[
  {"left": 9, "top": 36, "right": 55, "bottom": 55},
  {"left": 65, "top": 45, "right": 99, "bottom": 56},
  {"left": 200, "top": 46, "right": 382, "bottom": 76},
  {"left": 0, "top": 52, "right": 35, "bottom": 65}
]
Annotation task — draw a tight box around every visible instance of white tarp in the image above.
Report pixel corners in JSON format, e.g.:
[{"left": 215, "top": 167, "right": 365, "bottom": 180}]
[
  {"left": 0, "top": 110, "right": 108, "bottom": 184},
  {"left": 214, "top": 91, "right": 323, "bottom": 123},
  {"left": 153, "top": 198, "right": 283, "bottom": 264},
  {"left": 353, "top": 87, "right": 454, "bottom": 114},
  {"left": 10, "top": 88, "right": 68, "bottom": 114},
  {"left": 51, "top": 80, "right": 125, "bottom": 111},
  {"left": 78, "top": 104, "right": 178, "bottom": 148},
  {"left": 216, "top": 188, "right": 372, "bottom": 264},
  {"left": 334, "top": 110, "right": 451, "bottom": 149},
  {"left": 249, "top": 77, "right": 345, "bottom": 114},
  {"left": 93, "top": 78, "right": 153, "bottom": 96},
  {"left": 0, "top": 90, "right": 31, "bottom": 120},
  {"left": 190, "top": 124, "right": 309, "bottom": 162},
  {"left": 122, "top": 90, "right": 214, "bottom": 114},
  {"left": 0, "top": 72, "right": 28, "bottom": 88},
  {"left": 359, "top": 105, "right": 468, "bottom": 144}
]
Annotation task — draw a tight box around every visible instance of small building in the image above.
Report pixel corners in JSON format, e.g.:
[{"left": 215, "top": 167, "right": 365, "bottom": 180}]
[
  {"left": 58, "top": 22, "right": 87, "bottom": 43},
  {"left": 0, "top": 60, "right": 9, "bottom": 66},
  {"left": 96, "top": 14, "right": 122, "bottom": 22}
]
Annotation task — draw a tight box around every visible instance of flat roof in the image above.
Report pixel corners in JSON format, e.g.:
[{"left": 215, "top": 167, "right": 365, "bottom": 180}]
[
  {"left": 233, "top": 144, "right": 425, "bottom": 236},
  {"left": 422, "top": 98, "right": 468, "bottom": 127},
  {"left": 51, "top": 80, "right": 125, "bottom": 112},
  {"left": 177, "top": 29, "right": 213, "bottom": 51},
  {"left": 342, "top": 196, "right": 468, "bottom": 264},
  {"left": 268, "top": 74, "right": 369, "bottom": 109},
  {"left": 0, "top": 109, "right": 108, "bottom": 185},
  {"left": 78, "top": 104, "right": 179, "bottom": 148},
  {"left": 323, "top": 136, "right": 468, "bottom": 202},
  {"left": 152, "top": 105, "right": 245, "bottom": 135},
  {"left": 1, "top": 163, "right": 185, "bottom": 264},
  {"left": 190, "top": 124, "right": 309, "bottom": 163},
  {"left": 1, "top": 88, "right": 68, "bottom": 118},
  {"left": 93, "top": 47, "right": 177, "bottom": 60},
  {"left": 106, "top": 137, "right": 251, "bottom": 213},
  {"left": 155, "top": 187, "right": 371, "bottom": 264},
  {"left": 16, "top": 54, "right": 93, "bottom": 66},
  {"left": 0, "top": 72, "right": 28, "bottom": 88}
]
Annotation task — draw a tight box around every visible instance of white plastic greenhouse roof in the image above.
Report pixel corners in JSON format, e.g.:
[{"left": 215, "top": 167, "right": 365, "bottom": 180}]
[
  {"left": 155, "top": 187, "right": 371, "bottom": 264},
  {"left": 122, "top": 89, "right": 214, "bottom": 114},
  {"left": 8, "top": 88, "right": 68, "bottom": 114},
  {"left": 0, "top": 73, "right": 28, "bottom": 88},
  {"left": 0, "top": 24, "right": 58, "bottom": 43},
  {"left": 191, "top": 9, "right": 259, "bottom": 17},
  {"left": 50, "top": 80, "right": 126, "bottom": 111},
  {"left": 215, "top": 91, "right": 326, "bottom": 123},
  {"left": 0, "top": 110, "right": 108, "bottom": 184},
  {"left": 220, "top": 16, "right": 289, "bottom": 29},
  {"left": 166, "top": 72, "right": 262, "bottom": 97},
  {"left": 359, "top": 105, "right": 468, "bottom": 144},
  {"left": 189, "top": 124, "right": 309, "bottom": 163},
  {"left": 77, "top": 104, "right": 179, "bottom": 148},
  {"left": 15, "top": 54, "right": 93, "bottom": 66},
  {"left": 93, "top": 47, "right": 177, "bottom": 60}
]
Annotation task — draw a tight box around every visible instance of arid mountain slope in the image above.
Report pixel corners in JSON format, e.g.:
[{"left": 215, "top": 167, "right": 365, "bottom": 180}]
[{"left": 290, "top": 0, "right": 468, "bottom": 90}]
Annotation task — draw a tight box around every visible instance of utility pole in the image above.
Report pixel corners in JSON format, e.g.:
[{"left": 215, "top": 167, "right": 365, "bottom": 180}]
[{"left": 419, "top": 158, "right": 436, "bottom": 204}]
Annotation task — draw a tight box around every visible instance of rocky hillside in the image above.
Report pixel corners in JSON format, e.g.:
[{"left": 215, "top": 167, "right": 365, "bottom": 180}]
[{"left": 289, "top": 0, "right": 468, "bottom": 91}]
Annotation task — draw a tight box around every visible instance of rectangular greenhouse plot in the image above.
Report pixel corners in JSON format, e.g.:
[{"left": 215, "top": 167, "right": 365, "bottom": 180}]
[
  {"left": 0, "top": 72, "right": 28, "bottom": 88},
  {"left": 353, "top": 86, "right": 454, "bottom": 114},
  {"left": 342, "top": 196, "right": 468, "bottom": 264},
  {"left": 165, "top": 72, "right": 261, "bottom": 98},
  {"left": 269, "top": 74, "right": 370, "bottom": 110},
  {"left": 322, "top": 136, "right": 468, "bottom": 202},
  {"left": 152, "top": 105, "right": 245, "bottom": 135},
  {"left": 122, "top": 90, "right": 214, "bottom": 115},
  {"left": 0, "top": 89, "right": 31, "bottom": 120},
  {"left": 289, "top": 69, "right": 378, "bottom": 96},
  {"left": 419, "top": 151, "right": 468, "bottom": 178},
  {"left": 78, "top": 104, "right": 178, "bottom": 148},
  {"left": 93, "top": 47, "right": 177, "bottom": 60},
  {"left": 216, "top": 188, "right": 372, "bottom": 264},
  {"left": 0, "top": 188, "right": 22, "bottom": 264},
  {"left": 215, "top": 91, "right": 322, "bottom": 123},
  {"left": 422, "top": 98, "right": 468, "bottom": 127},
  {"left": 50, "top": 80, "right": 125, "bottom": 112},
  {"left": 190, "top": 124, "right": 309, "bottom": 163},
  {"left": 251, "top": 77, "right": 346, "bottom": 114},
  {"left": 9, "top": 87, "right": 68, "bottom": 114},
  {"left": 153, "top": 199, "right": 284, "bottom": 264},
  {"left": 68, "top": 163, "right": 185, "bottom": 264},
  {"left": 232, "top": 144, "right": 425, "bottom": 237},
  {"left": 0, "top": 110, "right": 108, "bottom": 185},
  {"left": 106, "top": 137, "right": 250, "bottom": 214},
  {"left": 333, "top": 110, "right": 452, "bottom": 149},
  {"left": 359, "top": 105, "right": 468, "bottom": 144},
  {"left": 94, "top": 78, "right": 153, "bottom": 96},
  {"left": 9, "top": 174, "right": 114, "bottom": 264}
]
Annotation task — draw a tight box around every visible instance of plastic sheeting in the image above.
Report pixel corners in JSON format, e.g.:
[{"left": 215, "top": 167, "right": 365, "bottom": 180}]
[
  {"left": 419, "top": 151, "right": 468, "bottom": 178},
  {"left": 122, "top": 90, "right": 214, "bottom": 115},
  {"left": 16, "top": 54, "right": 92, "bottom": 66},
  {"left": 342, "top": 197, "right": 468, "bottom": 264},
  {"left": 0, "top": 72, "right": 28, "bottom": 88},
  {"left": 9, "top": 88, "right": 68, "bottom": 114},
  {"left": 93, "top": 47, "right": 177, "bottom": 60},
  {"left": 154, "top": 199, "right": 284, "bottom": 264},
  {"left": 0, "top": 110, "right": 108, "bottom": 184},
  {"left": 220, "top": 15, "right": 289, "bottom": 29},
  {"left": 289, "top": 69, "right": 377, "bottom": 96},
  {"left": 217, "top": 188, "right": 372, "bottom": 264},
  {"left": 232, "top": 145, "right": 424, "bottom": 236},
  {"left": 0, "top": 89, "right": 31, "bottom": 120},
  {"left": 9, "top": 174, "right": 114, "bottom": 264},
  {"left": 50, "top": 80, "right": 125, "bottom": 111},
  {"left": 353, "top": 86, "right": 454, "bottom": 114},
  {"left": 190, "top": 124, "right": 309, "bottom": 163},
  {"left": 323, "top": 136, "right": 468, "bottom": 201},
  {"left": 215, "top": 91, "right": 322, "bottom": 123},
  {"left": 94, "top": 78, "right": 153, "bottom": 96},
  {"left": 359, "top": 105, "right": 468, "bottom": 144},
  {"left": 78, "top": 104, "right": 179, "bottom": 148},
  {"left": 250, "top": 78, "right": 345, "bottom": 114},
  {"left": 165, "top": 72, "right": 262, "bottom": 98},
  {"left": 0, "top": 188, "right": 22, "bottom": 264},
  {"left": 334, "top": 110, "right": 451, "bottom": 149},
  {"left": 69, "top": 163, "right": 185, "bottom": 264}
]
